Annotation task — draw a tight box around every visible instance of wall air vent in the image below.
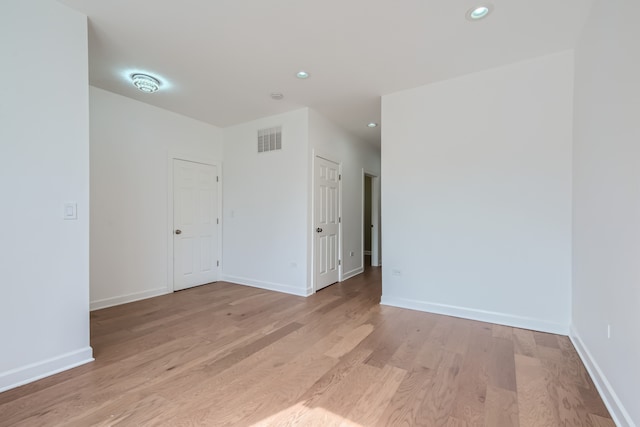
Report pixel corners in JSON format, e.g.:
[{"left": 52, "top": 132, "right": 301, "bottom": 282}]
[{"left": 257, "top": 126, "right": 282, "bottom": 153}]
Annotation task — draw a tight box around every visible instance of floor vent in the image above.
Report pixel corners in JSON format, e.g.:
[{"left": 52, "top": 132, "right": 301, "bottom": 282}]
[{"left": 257, "top": 126, "right": 282, "bottom": 153}]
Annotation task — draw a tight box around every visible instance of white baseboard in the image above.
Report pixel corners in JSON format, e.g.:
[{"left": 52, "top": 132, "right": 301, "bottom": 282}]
[
  {"left": 342, "top": 267, "right": 364, "bottom": 281},
  {"left": 221, "top": 274, "right": 312, "bottom": 297},
  {"left": 380, "top": 295, "right": 568, "bottom": 335},
  {"left": 570, "top": 326, "right": 636, "bottom": 427},
  {"left": 90, "top": 287, "right": 170, "bottom": 311},
  {"left": 0, "top": 347, "right": 94, "bottom": 393},
  {"left": 364, "top": 250, "right": 372, "bottom": 256}
]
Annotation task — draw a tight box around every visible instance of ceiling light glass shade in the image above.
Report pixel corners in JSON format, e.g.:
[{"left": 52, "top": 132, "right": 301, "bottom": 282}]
[
  {"left": 131, "top": 73, "right": 160, "bottom": 93},
  {"left": 367, "top": 122, "right": 378, "bottom": 128},
  {"left": 467, "top": 5, "right": 492, "bottom": 20},
  {"left": 296, "top": 71, "right": 310, "bottom": 79}
]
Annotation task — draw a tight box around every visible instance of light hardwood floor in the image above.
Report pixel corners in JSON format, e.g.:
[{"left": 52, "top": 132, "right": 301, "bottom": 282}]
[{"left": 0, "top": 266, "right": 614, "bottom": 426}]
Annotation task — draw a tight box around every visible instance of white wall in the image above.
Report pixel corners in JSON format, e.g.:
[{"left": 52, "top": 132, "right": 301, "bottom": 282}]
[
  {"left": 381, "top": 51, "right": 574, "bottom": 334},
  {"left": 90, "top": 87, "right": 223, "bottom": 309},
  {"left": 0, "top": 0, "right": 92, "bottom": 391},
  {"left": 571, "top": 0, "right": 640, "bottom": 425},
  {"left": 222, "top": 109, "right": 310, "bottom": 295},
  {"left": 308, "top": 109, "right": 381, "bottom": 284}
]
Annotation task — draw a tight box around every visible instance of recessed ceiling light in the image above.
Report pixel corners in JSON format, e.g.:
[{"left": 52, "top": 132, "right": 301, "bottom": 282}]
[
  {"left": 467, "top": 5, "right": 492, "bottom": 20},
  {"left": 367, "top": 122, "right": 378, "bottom": 128},
  {"left": 296, "top": 71, "right": 310, "bottom": 79},
  {"left": 131, "top": 73, "right": 160, "bottom": 93},
  {"left": 270, "top": 92, "right": 284, "bottom": 100}
]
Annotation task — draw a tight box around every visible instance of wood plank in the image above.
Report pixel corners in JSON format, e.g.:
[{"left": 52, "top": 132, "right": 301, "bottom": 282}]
[
  {"left": 487, "top": 337, "right": 517, "bottom": 392},
  {"left": 485, "top": 385, "right": 519, "bottom": 427},
  {"left": 362, "top": 310, "right": 415, "bottom": 368},
  {"left": 579, "top": 384, "right": 612, "bottom": 419},
  {"left": 445, "top": 318, "right": 472, "bottom": 355},
  {"left": 346, "top": 364, "right": 407, "bottom": 425},
  {"left": 296, "top": 347, "right": 374, "bottom": 406},
  {"left": 512, "top": 328, "right": 538, "bottom": 358},
  {"left": 388, "top": 316, "right": 437, "bottom": 370},
  {"left": 544, "top": 369, "right": 596, "bottom": 427},
  {"left": 325, "top": 323, "right": 375, "bottom": 358},
  {"left": 450, "top": 332, "right": 491, "bottom": 426},
  {"left": 308, "top": 363, "right": 381, "bottom": 420},
  {"left": 492, "top": 324, "right": 513, "bottom": 340},
  {"left": 415, "top": 351, "right": 464, "bottom": 426},
  {"left": 446, "top": 417, "right": 469, "bottom": 427},
  {"left": 376, "top": 366, "right": 434, "bottom": 426},
  {"left": 532, "top": 331, "right": 561, "bottom": 349},
  {"left": 515, "top": 354, "right": 560, "bottom": 427},
  {"left": 589, "top": 414, "right": 617, "bottom": 427}
]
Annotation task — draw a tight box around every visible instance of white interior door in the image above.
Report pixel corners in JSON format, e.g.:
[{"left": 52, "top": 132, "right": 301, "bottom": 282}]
[
  {"left": 315, "top": 156, "right": 340, "bottom": 291},
  {"left": 173, "top": 159, "right": 218, "bottom": 291}
]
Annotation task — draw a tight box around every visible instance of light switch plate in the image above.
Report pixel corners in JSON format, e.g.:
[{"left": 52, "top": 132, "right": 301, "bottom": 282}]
[{"left": 64, "top": 202, "right": 77, "bottom": 220}]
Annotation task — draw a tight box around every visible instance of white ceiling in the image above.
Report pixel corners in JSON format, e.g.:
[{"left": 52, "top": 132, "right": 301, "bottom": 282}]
[{"left": 59, "top": 0, "right": 594, "bottom": 146}]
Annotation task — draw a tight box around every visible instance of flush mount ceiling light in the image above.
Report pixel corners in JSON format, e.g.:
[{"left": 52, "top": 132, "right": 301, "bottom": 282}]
[
  {"left": 270, "top": 92, "right": 284, "bottom": 100},
  {"left": 367, "top": 122, "right": 378, "bottom": 128},
  {"left": 296, "top": 70, "right": 310, "bottom": 79},
  {"left": 131, "top": 73, "right": 161, "bottom": 93},
  {"left": 467, "top": 5, "right": 493, "bottom": 20}
]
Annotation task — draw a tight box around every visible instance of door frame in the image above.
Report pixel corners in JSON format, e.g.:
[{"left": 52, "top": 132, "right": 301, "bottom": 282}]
[
  {"left": 362, "top": 170, "right": 380, "bottom": 267},
  {"left": 167, "top": 152, "right": 222, "bottom": 292},
  {"left": 311, "top": 151, "right": 342, "bottom": 293}
]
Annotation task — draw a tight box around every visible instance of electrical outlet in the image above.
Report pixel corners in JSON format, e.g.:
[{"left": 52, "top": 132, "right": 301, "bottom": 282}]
[
  {"left": 63, "top": 202, "right": 77, "bottom": 220},
  {"left": 607, "top": 324, "right": 611, "bottom": 339},
  {"left": 350, "top": 251, "right": 355, "bottom": 257}
]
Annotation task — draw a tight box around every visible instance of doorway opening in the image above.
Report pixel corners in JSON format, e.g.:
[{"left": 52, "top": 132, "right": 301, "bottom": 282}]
[
  {"left": 313, "top": 155, "right": 341, "bottom": 292},
  {"left": 363, "top": 171, "right": 380, "bottom": 267},
  {"left": 168, "top": 157, "right": 222, "bottom": 292}
]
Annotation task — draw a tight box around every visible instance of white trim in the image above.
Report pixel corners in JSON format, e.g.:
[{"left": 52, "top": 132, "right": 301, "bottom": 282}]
[
  {"left": 167, "top": 153, "right": 223, "bottom": 293},
  {"left": 342, "top": 267, "right": 364, "bottom": 281},
  {"left": 0, "top": 347, "right": 94, "bottom": 393},
  {"left": 222, "top": 274, "right": 312, "bottom": 297},
  {"left": 570, "top": 326, "right": 636, "bottom": 427},
  {"left": 90, "top": 287, "right": 170, "bottom": 311},
  {"left": 380, "top": 295, "right": 569, "bottom": 335}
]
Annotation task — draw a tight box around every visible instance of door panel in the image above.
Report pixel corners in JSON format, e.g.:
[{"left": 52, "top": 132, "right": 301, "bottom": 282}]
[
  {"left": 315, "top": 157, "right": 340, "bottom": 291},
  {"left": 173, "top": 159, "right": 218, "bottom": 291}
]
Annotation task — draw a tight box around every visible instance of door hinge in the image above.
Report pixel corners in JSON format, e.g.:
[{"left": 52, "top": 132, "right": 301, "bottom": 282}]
[
  {"left": 339, "top": 174, "right": 342, "bottom": 181},
  {"left": 217, "top": 218, "right": 219, "bottom": 224},
  {"left": 216, "top": 176, "right": 219, "bottom": 182},
  {"left": 217, "top": 260, "right": 220, "bottom": 267},
  {"left": 339, "top": 217, "right": 341, "bottom": 223},
  {"left": 338, "top": 259, "right": 341, "bottom": 266}
]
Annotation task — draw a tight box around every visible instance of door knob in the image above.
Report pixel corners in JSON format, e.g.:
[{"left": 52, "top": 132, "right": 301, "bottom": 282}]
[
  {"left": 175, "top": 229, "right": 182, "bottom": 235},
  {"left": 316, "top": 227, "right": 323, "bottom": 233}
]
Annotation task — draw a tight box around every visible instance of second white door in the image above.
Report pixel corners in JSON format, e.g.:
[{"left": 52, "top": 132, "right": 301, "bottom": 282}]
[
  {"left": 173, "top": 159, "right": 219, "bottom": 291},
  {"left": 315, "top": 156, "right": 340, "bottom": 291}
]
